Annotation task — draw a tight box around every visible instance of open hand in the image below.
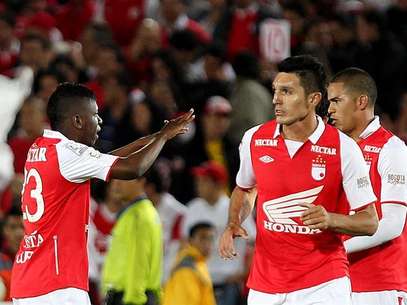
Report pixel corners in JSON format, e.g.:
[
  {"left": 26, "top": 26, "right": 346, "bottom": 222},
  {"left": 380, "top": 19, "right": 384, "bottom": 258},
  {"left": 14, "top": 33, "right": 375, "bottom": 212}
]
[{"left": 160, "top": 109, "right": 195, "bottom": 140}]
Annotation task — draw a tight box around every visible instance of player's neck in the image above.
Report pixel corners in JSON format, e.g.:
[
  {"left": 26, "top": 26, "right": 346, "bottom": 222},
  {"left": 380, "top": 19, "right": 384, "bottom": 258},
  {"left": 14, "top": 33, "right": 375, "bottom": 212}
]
[
  {"left": 281, "top": 113, "right": 318, "bottom": 142},
  {"left": 352, "top": 113, "right": 375, "bottom": 142}
]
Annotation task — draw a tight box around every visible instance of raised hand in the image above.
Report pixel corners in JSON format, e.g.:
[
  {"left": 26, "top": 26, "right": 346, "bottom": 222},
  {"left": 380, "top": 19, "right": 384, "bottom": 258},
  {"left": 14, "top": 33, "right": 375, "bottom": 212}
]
[
  {"left": 160, "top": 109, "right": 195, "bottom": 140},
  {"left": 219, "top": 222, "right": 248, "bottom": 260}
]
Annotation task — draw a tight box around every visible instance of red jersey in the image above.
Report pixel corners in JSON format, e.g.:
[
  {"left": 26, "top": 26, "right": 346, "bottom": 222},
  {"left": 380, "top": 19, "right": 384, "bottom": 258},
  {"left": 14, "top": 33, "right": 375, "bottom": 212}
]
[
  {"left": 348, "top": 117, "right": 407, "bottom": 292},
  {"left": 236, "top": 117, "right": 376, "bottom": 293},
  {"left": 11, "top": 129, "right": 118, "bottom": 298}
]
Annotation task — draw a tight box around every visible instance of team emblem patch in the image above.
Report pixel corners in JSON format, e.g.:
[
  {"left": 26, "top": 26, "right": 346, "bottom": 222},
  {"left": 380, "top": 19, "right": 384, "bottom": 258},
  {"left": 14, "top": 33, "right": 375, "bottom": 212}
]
[
  {"left": 259, "top": 155, "right": 274, "bottom": 163},
  {"left": 311, "top": 155, "right": 326, "bottom": 181}
]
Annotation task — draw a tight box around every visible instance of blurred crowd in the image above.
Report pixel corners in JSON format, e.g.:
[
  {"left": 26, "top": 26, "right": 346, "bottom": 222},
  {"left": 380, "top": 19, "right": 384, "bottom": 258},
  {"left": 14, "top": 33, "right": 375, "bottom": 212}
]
[{"left": 1, "top": 0, "right": 407, "bottom": 304}]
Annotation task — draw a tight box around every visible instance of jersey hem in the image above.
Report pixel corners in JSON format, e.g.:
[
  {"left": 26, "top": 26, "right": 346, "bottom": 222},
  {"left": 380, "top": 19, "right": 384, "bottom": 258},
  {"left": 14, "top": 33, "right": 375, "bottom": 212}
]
[
  {"left": 11, "top": 285, "right": 88, "bottom": 299},
  {"left": 381, "top": 201, "right": 407, "bottom": 207},
  {"left": 105, "top": 157, "right": 120, "bottom": 181}
]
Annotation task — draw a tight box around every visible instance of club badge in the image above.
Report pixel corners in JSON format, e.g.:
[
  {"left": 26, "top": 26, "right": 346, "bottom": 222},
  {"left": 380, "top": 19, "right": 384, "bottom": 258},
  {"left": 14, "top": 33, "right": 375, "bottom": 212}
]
[{"left": 311, "top": 155, "right": 326, "bottom": 181}]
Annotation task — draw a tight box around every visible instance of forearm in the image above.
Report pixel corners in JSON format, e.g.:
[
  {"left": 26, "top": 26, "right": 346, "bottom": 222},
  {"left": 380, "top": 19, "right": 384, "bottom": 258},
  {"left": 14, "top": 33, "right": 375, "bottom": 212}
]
[
  {"left": 110, "top": 132, "right": 168, "bottom": 179},
  {"left": 110, "top": 133, "right": 158, "bottom": 157},
  {"left": 345, "top": 204, "right": 406, "bottom": 253},
  {"left": 330, "top": 204, "right": 378, "bottom": 236},
  {"left": 228, "top": 187, "right": 256, "bottom": 225}
]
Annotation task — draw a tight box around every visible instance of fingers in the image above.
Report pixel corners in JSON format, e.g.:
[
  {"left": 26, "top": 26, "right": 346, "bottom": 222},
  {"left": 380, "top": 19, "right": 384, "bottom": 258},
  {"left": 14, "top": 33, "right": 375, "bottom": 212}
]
[{"left": 219, "top": 231, "right": 238, "bottom": 260}]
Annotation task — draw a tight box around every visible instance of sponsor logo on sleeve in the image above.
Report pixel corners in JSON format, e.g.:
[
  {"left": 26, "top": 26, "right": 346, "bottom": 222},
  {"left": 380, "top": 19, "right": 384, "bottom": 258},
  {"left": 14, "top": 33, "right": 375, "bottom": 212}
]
[
  {"left": 387, "top": 174, "right": 406, "bottom": 185},
  {"left": 88, "top": 148, "right": 101, "bottom": 159},
  {"left": 65, "top": 142, "right": 87, "bottom": 156},
  {"left": 262, "top": 186, "right": 324, "bottom": 234},
  {"left": 357, "top": 176, "right": 370, "bottom": 189}
]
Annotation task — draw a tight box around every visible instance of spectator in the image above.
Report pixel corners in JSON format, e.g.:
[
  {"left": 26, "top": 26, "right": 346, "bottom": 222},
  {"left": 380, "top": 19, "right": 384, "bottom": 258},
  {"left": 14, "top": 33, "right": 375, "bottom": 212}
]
[
  {"left": 8, "top": 96, "right": 46, "bottom": 174},
  {"left": 227, "top": 51, "right": 274, "bottom": 146},
  {"left": 144, "top": 160, "right": 187, "bottom": 282},
  {"left": 213, "top": 0, "right": 274, "bottom": 59},
  {"left": 88, "top": 182, "right": 126, "bottom": 305},
  {"left": 32, "top": 68, "right": 65, "bottom": 103},
  {"left": 18, "top": 33, "right": 52, "bottom": 73},
  {"left": 354, "top": 9, "right": 407, "bottom": 118},
  {"left": 0, "top": 67, "right": 33, "bottom": 194},
  {"left": 159, "top": 0, "right": 211, "bottom": 45},
  {"left": 163, "top": 222, "right": 217, "bottom": 305},
  {"left": 182, "top": 161, "right": 256, "bottom": 305},
  {"left": 126, "top": 18, "right": 163, "bottom": 87},
  {"left": 102, "top": 178, "right": 162, "bottom": 305},
  {"left": 0, "top": 206, "right": 24, "bottom": 302},
  {"left": 0, "top": 12, "right": 19, "bottom": 74}
]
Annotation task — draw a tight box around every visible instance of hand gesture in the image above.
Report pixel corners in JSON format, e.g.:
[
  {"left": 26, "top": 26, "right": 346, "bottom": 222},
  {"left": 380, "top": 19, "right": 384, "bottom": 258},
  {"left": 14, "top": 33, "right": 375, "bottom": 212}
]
[
  {"left": 300, "top": 203, "right": 332, "bottom": 230},
  {"left": 160, "top": 109, "right": 195, "bottom": 140},
  {"left": 219, "top": 223, "right": 248, "bottom": 260}
]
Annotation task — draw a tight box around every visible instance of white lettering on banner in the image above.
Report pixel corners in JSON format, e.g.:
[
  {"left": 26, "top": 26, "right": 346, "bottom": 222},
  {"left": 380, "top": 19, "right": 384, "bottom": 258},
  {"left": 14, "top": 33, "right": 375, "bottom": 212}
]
[
  {"left": 263, "top": 186, "right": 324, "bottom": 235},
  {"left": 260, "top": 18, "right": 291, "bottom": 63},
  {"left": 26, "top": 147, "right": 47, "bottom": 162},
  {"left": 310, "top": 145, "right": 336, "bottom": 155},
  {"left": 255, "top": 139, "right": 278, "bottom": 147},
  {"left": 363, "top": 145, "right": 381, "bottom": 153}
]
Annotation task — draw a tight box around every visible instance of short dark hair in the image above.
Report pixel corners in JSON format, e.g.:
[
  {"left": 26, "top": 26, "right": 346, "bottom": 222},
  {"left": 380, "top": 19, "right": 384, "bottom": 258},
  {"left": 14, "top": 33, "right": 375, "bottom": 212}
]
[
  {"left": 330, "top": 67, "right": 377, "bottom": 106},
  {"left": 277, "top": 55, "right": 327, "bottom": 96},
  {"left": 232, "top": 51, "right": 260, "bottom": 79},
  {"left": 189, "top": 222, "right": 214, "bottom": 238},
  {"left": 47, "top": 83, "right": 96, "bottom": 130}
]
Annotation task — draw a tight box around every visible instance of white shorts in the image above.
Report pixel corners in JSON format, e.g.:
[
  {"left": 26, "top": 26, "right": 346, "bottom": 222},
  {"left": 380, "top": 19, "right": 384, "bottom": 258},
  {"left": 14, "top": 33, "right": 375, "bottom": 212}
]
[
  {"left": 352, "top": 290, "right": 406, "bottom": 305},
  {"left": 12, "top": 288, "right": 91, "bottom": 305},
  {"left": 248, "top": 276, "right": 351, "bottom": 305}
]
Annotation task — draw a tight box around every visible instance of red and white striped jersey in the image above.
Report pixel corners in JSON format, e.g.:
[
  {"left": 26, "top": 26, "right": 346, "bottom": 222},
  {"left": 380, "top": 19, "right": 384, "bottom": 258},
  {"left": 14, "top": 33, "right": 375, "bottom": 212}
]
[
  {"left": 11, "top": 129, "right": 118, "bottom": 298},
  {"left": 236, "top": 117, "right": 376, "bottom": 293},
  {"left": 348, "top": 117, "right": 407, "bottom": 292}
]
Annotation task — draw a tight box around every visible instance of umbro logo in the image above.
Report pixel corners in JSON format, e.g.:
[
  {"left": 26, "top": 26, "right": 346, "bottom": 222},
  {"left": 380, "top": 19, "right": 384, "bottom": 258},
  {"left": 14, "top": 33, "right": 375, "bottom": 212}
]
[{"left": 259, "top": 155, "right": 274, "bottom": 163}]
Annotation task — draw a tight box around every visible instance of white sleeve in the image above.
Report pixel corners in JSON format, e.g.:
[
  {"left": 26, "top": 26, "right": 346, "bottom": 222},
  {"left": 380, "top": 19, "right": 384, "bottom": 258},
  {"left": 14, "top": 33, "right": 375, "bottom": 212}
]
[
  {"left": 345, "top": 203, "right": 406, "bottom": 253},
  {"left": 236, "top": 126, "right": 260, "bottom": 189},
  {"left": 56, "top": 140, "right": 119, "bottom": 183},
  {"left": 378, "top": 137, "right": 407, "bottom": 204},
  {"left": 340, "top": 132, "right": 376, "bottom": 210}
]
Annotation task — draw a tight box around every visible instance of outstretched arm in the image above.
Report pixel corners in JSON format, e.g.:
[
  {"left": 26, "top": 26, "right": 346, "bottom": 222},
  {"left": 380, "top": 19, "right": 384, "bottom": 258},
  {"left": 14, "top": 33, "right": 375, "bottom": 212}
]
[{"left": 109, "top": 110, "right": 194, "bottom": 180}]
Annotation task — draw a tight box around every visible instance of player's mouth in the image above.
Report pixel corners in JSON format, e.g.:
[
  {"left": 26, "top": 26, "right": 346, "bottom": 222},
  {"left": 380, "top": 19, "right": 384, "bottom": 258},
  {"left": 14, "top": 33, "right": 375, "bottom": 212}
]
[{"left": 275, "top": 109, "right": 284, "bottom": 116}]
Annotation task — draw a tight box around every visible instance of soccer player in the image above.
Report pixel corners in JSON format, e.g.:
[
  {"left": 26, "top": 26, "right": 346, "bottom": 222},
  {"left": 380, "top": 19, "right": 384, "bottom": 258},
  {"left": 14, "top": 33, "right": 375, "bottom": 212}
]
[
  {"left": 327, "top": 68, "right": 407, "bottom": 305},
  {"left": 10, "top": 83, "right": 194, "bottom": 305},
  {"left": 218, "top": 55, "right": 379, "bottom": 305}
]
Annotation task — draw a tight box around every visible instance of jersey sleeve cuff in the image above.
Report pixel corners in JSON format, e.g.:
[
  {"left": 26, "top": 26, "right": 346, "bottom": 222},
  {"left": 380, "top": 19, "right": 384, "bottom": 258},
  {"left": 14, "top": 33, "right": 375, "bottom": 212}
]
[
  {"left": 105, "top": 157, "right": 120, "bottom": 181},
  {"left": 381, "top": 201, "right": 407, "bottom": 207}
]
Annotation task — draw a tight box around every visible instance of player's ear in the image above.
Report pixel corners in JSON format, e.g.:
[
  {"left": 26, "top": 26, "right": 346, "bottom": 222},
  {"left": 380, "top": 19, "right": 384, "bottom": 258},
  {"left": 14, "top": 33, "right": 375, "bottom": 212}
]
[
  {"left": 308, "top": 92, "right": 322, "bottom": 107},
  {"left": 72, "top": 114, "right": 83, "bottom": 129},
  {"left": 357, "top": 95, "right": 369, "bottom": 110}
]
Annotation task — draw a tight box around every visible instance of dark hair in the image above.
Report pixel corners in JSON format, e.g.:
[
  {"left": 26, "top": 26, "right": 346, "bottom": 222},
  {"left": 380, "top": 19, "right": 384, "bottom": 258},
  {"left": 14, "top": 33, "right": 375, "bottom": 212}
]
[
  {"left": 0, "top": 12, "right": 16, "bottom": 27},
  {"left": 189, "top": 222, "right": 214, "bottom": 238},
  {"left": 47, "top": 83, "right": 96, "bottom": 130},
  {"left": 330, "top": 67, "right": 377, "bottom": 106},
  {"left": 277, "top": 55, "right": 327, "bottom": 96},
  {"left": 145, "top": 160, "right": 171, "bottom": 193},
  {"left": 232, "top": 51, "right": 260, "bottom": 79},
  {"left": 33, "top": 68, "right": 66, "bottom": 94},
  {"left": 169, "top": 30, "right": 199, "bottom": 51}
]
